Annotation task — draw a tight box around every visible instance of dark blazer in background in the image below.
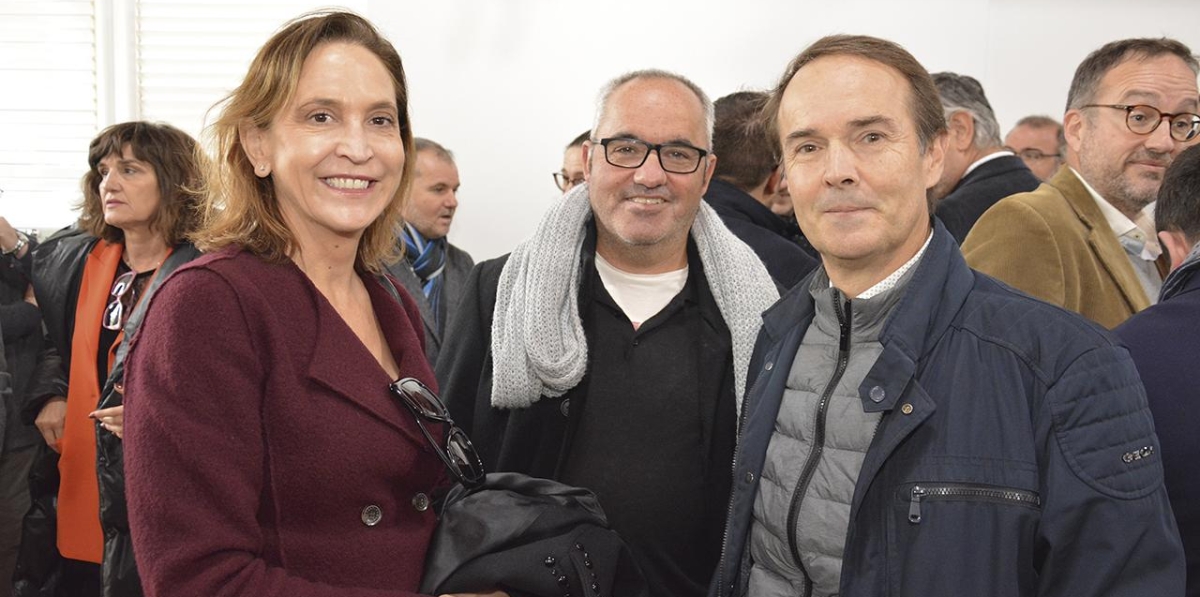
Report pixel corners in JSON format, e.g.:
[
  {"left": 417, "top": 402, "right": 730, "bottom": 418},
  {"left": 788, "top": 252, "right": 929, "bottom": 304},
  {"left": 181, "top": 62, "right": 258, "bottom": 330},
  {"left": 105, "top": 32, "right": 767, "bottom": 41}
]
[
  {"left": 935, "top": 154, "right": 1041, "bottom": 245},
  {"left": 387, "top": 243, "right": 474, "bottom": 368},
  {"left": 703, "top": 179, "right": 817, "bottom": 290},
  {"left": 1116, "top": 257, "right": 1200, "bottom": 597}
]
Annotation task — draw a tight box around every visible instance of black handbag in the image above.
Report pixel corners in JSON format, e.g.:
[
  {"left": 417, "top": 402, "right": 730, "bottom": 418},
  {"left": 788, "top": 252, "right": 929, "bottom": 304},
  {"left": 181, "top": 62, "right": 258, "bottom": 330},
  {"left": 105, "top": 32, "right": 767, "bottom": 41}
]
[
  {"left": 383, "top": 373, "right": 648, "bottom": 597},
  {"left": 419, "top": 472, "right": 650, "bottom": 597}
]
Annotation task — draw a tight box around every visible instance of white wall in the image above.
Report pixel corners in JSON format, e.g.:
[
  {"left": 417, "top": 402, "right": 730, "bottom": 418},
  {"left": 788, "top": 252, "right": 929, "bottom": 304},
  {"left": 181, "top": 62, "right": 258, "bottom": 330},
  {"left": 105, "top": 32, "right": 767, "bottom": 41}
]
[
  {"left": 16, "top": 0, "right": 1200, "bottom": 257},
  {"left": 372, "top": 0, "right": 1200, "bottom": 261}
]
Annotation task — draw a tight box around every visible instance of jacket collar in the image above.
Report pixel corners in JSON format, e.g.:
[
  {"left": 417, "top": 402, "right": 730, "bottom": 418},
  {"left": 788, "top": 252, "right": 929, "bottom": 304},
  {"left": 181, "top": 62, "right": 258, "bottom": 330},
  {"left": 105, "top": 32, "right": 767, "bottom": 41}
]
[
  {"left": 761, "top": 219, "right": 974, "bottom": 412},
  {"left": 848, "top": 222, "right": 974, "bottom": 521},
  {"left": 703, "top": 179, "right": 791, "bottom": 236},
  {"left": 951, "top": 154, "right": 1026, "bottom": 193},
  {"left": 390, "top": 258, "right": 440, "bottom": 347},
  {"left": 1048, "top": 167, "right": 1162, "bottom": 311},
  {"left": 29, "top": 226, "right": 98, "bottom": 368},
  {"left": 1161, "top": 242, "right": 1200, "bottom": 302},
  {"left": 864, "top": 221, "right": 974, "bottom": 410}
]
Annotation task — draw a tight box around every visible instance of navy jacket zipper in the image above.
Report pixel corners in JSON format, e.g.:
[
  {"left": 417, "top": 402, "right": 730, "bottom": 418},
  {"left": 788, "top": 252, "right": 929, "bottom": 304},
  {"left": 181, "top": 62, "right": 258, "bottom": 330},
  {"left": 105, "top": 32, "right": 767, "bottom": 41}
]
[
  {"left": 716, "top": 353, "right": 770, "bottom": 596},
  {"left": 908, "top": 483, "right": 1042, "bottom": 523},
  {"left": 785, "top": 291, "right": 852, "bottom": 596}
]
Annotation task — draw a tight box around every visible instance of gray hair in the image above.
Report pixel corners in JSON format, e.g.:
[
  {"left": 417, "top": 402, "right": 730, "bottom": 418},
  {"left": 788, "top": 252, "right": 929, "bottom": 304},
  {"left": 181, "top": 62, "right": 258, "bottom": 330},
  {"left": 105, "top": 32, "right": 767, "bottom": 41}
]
[
  {"left": 414, "top": 137, "right": 454, "bottom": 163},
  {"left": 1012, "top": 115, "right": 1065, "bottom": 155},
  {"left": 592, "top": 69, "right": 715, "bottom": 148},
  {"left": 566, "top": 129, "right": 591, "bottom": 150},
  {"left": 932, "top": 72, "right": 1002, "bottom": 149}
]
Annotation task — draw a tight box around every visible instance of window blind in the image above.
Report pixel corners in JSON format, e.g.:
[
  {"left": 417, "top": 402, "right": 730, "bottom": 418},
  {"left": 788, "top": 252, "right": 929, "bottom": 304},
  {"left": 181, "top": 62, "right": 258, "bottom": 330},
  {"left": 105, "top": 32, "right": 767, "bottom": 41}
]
[
  {"left": 0, "top": 0, "right": 97, "bottom": 229},
  {"left": 136, "top": 0, "right": 368, "bottom": 141}
]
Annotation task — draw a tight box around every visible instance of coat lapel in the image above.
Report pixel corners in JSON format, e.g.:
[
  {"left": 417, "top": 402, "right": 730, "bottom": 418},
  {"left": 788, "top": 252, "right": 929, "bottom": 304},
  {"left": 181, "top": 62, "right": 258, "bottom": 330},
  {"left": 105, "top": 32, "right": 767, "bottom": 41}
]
[
  {"left": 388, "top": 259, "right": 440, "bottom": 352},
  {"left": 304, "top": 271, "right": 431, "bottom": 448},
  {"left": 1053, "top": 169, "right": 1151, "bottom": 312}
]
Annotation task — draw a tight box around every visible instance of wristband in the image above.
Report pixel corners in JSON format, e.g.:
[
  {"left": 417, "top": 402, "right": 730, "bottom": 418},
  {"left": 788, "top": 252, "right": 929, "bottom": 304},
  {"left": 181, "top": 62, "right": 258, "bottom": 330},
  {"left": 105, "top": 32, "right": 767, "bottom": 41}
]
[{"left": 2, "top": 232, "right": 27, "bottom": 256}]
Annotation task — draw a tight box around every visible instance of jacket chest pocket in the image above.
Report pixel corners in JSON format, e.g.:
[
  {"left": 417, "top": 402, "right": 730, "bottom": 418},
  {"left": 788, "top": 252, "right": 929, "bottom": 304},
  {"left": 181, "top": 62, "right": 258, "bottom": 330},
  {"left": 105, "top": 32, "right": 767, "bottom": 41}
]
[
  {"left": 907, "top": 482, "right": 1040, "bottom": 524},
  {"left": 886, "top": 481, "right": 1041, "bottom": 597}
]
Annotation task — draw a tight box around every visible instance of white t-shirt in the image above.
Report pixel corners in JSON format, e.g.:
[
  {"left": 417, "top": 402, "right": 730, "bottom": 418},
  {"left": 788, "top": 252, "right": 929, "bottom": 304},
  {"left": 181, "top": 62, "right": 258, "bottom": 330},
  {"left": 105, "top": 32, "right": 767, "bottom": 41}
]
[{"left": 594, "top": 253, "right": 688, "bottom": 329}]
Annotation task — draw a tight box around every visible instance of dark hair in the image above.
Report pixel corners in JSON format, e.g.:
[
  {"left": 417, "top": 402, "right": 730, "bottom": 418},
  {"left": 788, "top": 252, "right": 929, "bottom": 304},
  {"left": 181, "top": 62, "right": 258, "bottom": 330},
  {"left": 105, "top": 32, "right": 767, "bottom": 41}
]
[
  {"left": 79, "top": 121, "right": 204, "bottom": 245},
  {"left": 566, "top": 130, "right": 591, "bottom": 150},
  {"left": 1156, "top": 143, "right": 1200, "bottom": 244},
  {"left": 713, "top": 91, "right": 777, "bottom": 191},
  {"left": 414, "top": 137, "right": 454, "bottom": 164},
  {"left": 931, "top": 72, "right": 1001, "bottom": 148},
  {"left": 765, "top": 34, "right": 947, "bottom": 154},
  {"left": 195, "top": 10, "right": 414, "bottom": 272},
  {"left": 1066, "top": 38, "right": 1199, "bottom": 111}
]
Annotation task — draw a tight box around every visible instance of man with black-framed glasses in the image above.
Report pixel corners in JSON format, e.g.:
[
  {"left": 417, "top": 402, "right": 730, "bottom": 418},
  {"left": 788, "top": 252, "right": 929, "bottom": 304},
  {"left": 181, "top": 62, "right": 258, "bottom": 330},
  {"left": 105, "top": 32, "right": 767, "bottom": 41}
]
[
  {"left": 438, "top": 69, "right": 778, "bottom": 597},
  {"left": 554, "top": 130, "right": 589, "bottom": 195},
  {"left": 964, "top": 37, "right": 1200, "bottom": 328},
  {"left": 1004, "top": 115, "right": 1066, "bottom": 181}
]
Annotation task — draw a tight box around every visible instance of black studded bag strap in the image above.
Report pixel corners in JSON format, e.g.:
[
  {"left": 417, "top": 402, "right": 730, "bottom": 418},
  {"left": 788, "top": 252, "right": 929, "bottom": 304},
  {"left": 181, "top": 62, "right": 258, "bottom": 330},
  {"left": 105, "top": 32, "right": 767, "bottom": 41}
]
[{"left": 378, "top": 274, "right": 404, "bottom": 304}]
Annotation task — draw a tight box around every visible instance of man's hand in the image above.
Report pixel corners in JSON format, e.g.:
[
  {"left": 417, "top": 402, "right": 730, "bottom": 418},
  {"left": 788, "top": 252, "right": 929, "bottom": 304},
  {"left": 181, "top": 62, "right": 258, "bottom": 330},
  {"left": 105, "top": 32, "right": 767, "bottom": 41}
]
[
  {"left": 24, "top": 283, "right": 36, "bottom": 307},
  {"left": 35, "top": 396, "right": 68, "bottom": 452},
  {"left": 91, "top": 404, "right": 125, "bottom": 439}
]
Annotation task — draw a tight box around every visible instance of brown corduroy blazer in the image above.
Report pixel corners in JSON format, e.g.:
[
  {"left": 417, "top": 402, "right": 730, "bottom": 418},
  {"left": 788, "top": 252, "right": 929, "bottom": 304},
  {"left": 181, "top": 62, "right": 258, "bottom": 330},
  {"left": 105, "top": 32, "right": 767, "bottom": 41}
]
[{"left": 961, "top": 166, "right": 1168, "bottom": 329}]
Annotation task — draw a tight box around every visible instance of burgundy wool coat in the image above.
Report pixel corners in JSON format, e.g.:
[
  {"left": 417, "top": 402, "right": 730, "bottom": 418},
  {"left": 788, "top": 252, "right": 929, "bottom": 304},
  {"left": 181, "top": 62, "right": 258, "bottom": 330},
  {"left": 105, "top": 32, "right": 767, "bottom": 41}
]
[{"left": 122, "top": 248, "right": 448, "bottom": 597}]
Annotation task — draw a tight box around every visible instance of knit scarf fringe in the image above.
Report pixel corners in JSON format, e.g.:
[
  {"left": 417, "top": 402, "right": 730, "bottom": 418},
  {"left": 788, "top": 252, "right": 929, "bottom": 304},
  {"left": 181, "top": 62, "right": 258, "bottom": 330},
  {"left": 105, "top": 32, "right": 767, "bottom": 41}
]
[{"left": 490, "top": 183, "right": 779, "bottom": 411}]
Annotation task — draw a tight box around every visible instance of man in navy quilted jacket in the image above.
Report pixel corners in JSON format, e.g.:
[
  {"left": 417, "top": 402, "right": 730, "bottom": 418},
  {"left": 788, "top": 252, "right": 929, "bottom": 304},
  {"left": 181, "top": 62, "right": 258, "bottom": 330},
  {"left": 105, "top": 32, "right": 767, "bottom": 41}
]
[{"left": 712, "top": 33, "right": 1184, "bottom": 597}]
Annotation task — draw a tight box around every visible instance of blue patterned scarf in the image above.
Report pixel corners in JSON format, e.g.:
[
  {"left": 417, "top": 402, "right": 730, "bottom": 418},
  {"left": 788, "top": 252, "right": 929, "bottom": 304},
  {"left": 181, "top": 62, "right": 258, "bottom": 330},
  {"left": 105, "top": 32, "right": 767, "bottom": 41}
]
[{"left": 402, "top": 223, "right": 448, "bottom": 332}]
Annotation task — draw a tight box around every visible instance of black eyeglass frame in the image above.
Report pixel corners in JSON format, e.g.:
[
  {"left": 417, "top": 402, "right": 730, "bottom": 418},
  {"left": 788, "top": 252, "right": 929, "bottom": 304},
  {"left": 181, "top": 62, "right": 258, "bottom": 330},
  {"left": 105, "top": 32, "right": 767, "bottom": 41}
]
[
  {"left": 389, "top": 377, "right": 485, "bottom": 488},
  {"left": 1080, "top": 103, "right": 1200, "bottom": 142},
  {"left": 1004, "top": 146, "right": 1061, "bottom": 161},
  {"left": 592, "top": 137, "right": 710, "bottom": 174},
  {"left": 553, "top": 172, "right": 585, "bottom": 192}
]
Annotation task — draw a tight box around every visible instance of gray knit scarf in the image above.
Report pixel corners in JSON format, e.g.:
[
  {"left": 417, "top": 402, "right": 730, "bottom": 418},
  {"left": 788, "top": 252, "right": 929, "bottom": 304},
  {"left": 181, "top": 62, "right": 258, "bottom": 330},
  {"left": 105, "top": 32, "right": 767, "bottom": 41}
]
[{"left": 490, "top": 183, "right": 779, "bottom": 410}]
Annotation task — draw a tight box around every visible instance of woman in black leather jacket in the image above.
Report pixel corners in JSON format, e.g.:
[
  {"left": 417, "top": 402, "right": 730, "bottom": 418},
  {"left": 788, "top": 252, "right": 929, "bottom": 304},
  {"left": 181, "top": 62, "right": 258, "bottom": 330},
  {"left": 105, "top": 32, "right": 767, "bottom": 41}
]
[{"left": 14, "top": 122, "right": 203, "bottom": 597}]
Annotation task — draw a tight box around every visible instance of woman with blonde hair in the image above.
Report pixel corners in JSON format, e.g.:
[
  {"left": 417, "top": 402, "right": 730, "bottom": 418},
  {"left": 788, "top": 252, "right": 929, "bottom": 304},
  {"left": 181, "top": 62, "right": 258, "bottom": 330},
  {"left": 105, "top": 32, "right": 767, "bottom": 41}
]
[{"left": 122, "top": 11, "right": 498, "bottom": 597}]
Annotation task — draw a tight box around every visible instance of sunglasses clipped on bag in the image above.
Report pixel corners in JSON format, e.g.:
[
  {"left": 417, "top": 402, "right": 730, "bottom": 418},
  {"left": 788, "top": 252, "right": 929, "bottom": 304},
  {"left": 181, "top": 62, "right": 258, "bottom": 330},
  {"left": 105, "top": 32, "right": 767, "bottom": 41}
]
[{"left": 389, "top": 377, "right": 485, "bottom": 488}]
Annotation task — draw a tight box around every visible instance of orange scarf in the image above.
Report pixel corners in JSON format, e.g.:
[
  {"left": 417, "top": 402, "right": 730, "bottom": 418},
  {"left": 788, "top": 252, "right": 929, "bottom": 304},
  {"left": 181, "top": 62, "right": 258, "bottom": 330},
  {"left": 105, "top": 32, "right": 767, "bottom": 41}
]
[{"left": 58, "top": 240, "right": 123, "bottom": 563}]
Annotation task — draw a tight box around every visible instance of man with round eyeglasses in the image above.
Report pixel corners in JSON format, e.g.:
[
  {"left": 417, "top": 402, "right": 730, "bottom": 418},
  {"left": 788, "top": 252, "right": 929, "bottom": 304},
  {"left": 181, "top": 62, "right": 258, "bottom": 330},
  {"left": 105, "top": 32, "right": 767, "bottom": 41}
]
[
  {"left": 964, "top": 37, "right": 1200, "bottom": 328},
  {"left": 438, "top": 69, "right": 778, "bottom": 597}
]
